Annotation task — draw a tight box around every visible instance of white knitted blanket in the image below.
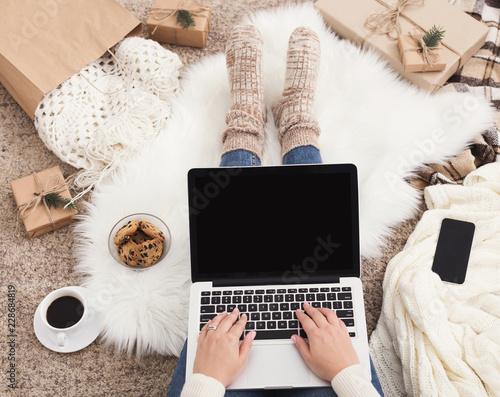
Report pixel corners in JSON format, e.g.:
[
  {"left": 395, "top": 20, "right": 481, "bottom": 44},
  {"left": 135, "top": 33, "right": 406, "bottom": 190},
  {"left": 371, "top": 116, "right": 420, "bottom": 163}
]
[
  {"left": 34, "top": 37, "right": 182, "bottom": 197},
  {"left": 370, "top": 162, "right": 500, "bottom": 396}
]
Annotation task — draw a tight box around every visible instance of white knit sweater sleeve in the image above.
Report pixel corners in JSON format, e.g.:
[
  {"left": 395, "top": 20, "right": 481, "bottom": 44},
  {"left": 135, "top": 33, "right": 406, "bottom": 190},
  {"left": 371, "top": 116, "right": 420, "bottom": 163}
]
[
  {"left": 180, "top": 365, "right": 381, "bottom": 397},
  {"left": 331, "top": 364, "right": 381, "bottom": 397},
  {"left": 180, "top": 374, "right": 225, "bottom": 397}
]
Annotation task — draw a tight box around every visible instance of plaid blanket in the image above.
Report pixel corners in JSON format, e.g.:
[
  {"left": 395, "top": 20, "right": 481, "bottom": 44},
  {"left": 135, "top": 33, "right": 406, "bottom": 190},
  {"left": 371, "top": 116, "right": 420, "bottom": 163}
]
[{"left": 411, "top": 0, "right": 500, "bottom": 190}]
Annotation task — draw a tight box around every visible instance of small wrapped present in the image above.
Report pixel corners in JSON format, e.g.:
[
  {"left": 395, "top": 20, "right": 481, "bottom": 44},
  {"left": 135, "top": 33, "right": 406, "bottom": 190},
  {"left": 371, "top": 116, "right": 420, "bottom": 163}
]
[
  {"left": 11, "top": 166, "right": 78, "bottom": 238},
  {"left": 398, "top": 27, "right": 446, "bottom": 73},
  {"left": 147, "top": 0, "right": 211, "bottom": 48}
]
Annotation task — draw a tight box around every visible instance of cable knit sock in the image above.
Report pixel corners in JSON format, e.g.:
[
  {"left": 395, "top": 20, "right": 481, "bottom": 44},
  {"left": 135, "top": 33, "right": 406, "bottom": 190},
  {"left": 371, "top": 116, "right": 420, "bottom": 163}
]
[
  {"left": 221, "top": 25, "right": 266, "bottom": 161},
  {"left": 273, "top": 26, "right": 321, "bottom": 159}
]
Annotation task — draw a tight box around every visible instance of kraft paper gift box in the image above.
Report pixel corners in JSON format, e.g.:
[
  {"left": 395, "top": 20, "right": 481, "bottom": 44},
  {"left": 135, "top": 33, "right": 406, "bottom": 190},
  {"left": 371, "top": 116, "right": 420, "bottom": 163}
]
[
  {"left": 314, "top": 0, "right": 489, "bottom": 92},
  {"left": 147, "top": 0, "right": 211, "bottom": 48},
  {"left": 398, "top": 35, "right": 446, "bottom": 72},
  {"left": 11, "top": 166, "right": 77, "bottom": 238}
]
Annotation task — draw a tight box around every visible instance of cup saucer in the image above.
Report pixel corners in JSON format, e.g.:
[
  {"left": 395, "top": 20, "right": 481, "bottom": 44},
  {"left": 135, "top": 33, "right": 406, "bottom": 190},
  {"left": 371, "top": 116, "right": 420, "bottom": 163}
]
[{"left": 33, "top": 286, "right": 102, "bottom": 353}]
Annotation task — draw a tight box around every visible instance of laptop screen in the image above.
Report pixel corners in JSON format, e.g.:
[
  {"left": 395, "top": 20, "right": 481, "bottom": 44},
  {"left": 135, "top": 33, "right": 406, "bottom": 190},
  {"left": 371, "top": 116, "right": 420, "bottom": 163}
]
[{"left": 188, "top": 164, "right": 360, "bottom": 284}]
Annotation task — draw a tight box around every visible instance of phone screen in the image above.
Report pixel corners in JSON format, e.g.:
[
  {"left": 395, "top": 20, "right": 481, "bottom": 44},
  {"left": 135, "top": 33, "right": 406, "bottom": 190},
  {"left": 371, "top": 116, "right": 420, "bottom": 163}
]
[{"left": 431, "top": 218, "right": 475, "bottom": 284}]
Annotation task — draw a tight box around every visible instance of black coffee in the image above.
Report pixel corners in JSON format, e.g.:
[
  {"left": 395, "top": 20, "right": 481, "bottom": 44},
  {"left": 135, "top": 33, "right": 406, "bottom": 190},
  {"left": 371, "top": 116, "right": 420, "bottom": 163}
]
[{"left": 46, "top": 296, "right": 84, "bottom": 329}]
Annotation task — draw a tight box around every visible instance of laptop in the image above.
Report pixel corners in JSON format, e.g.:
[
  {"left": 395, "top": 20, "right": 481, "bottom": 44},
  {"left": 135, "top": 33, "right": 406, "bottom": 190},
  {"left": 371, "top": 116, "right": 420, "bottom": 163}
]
[{"left": 185, "top": 163, "right": 371, "bottom": 389}]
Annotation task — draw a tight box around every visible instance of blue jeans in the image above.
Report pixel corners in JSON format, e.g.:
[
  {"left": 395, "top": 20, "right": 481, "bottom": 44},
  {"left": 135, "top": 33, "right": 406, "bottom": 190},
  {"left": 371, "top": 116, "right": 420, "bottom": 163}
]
[
  {"left": 219, "top": 146, "right": 323, "bottom": 167},
  {"left": 166, "top": 341, "right": 383, "bottom": 396}
]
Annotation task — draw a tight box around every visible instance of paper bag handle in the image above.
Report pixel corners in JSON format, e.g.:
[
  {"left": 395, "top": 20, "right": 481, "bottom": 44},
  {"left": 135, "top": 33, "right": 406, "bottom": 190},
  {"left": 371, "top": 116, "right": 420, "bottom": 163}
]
[{"left": 79, "top": 50, "right": 130, "bottom": 95}]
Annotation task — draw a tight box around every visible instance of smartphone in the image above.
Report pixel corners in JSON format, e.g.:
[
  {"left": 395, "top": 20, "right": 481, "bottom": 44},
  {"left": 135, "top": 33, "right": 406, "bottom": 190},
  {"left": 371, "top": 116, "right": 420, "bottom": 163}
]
[{"left": 431, "top": 218, "right": 475, "bottom": 284}]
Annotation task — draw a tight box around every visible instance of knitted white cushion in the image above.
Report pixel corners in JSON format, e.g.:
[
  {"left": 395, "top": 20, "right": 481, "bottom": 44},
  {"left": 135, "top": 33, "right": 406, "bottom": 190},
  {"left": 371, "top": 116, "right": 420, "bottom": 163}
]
[{"left": 34, "top": 37, "right": 182, "bottom": 192}]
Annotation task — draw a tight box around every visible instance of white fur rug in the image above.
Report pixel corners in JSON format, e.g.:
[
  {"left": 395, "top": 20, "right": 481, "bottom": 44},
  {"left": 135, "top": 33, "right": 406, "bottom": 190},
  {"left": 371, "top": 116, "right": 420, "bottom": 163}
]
[{"left": 74, "top": 2, "right": 495, "bottom": 357}]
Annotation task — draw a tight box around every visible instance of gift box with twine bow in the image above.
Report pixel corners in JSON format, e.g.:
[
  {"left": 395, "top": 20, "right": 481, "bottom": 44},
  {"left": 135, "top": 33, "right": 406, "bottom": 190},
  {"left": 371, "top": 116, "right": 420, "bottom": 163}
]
[
  {"left": 11, "top": 166, "right": 77, "bottom": 238},
  {"left": 147, "top": 0, "right": 211, "bottom": 48},
  {"left": 398, "top": 26, "right": 447, "bottom": 73},
  {"left": 315, "top": 0, "right": 488, "bottom": 92}
]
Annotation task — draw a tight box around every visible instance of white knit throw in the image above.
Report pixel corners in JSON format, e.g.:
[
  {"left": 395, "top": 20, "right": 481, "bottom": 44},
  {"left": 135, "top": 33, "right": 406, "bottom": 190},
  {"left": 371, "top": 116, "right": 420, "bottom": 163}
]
[
  {"left": 34, "top": 37, "right": 182, "bottom": 199},
  {"left": 370, "top": 162, "right": 500, "bottom": 396}
]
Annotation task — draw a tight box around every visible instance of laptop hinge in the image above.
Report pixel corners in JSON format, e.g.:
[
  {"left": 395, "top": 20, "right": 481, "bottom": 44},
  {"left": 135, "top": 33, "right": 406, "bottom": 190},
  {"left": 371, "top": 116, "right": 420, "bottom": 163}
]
[
  {"left": 213, "top": 279, "right": 267, "bottom": 287},
  {"left": 212, "top": 276, "right": 340, "bottom": 288}
]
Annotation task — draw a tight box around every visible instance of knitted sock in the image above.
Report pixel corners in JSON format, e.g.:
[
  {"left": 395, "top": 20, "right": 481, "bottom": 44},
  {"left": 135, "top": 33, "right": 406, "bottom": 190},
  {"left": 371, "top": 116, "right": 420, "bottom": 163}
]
[
  {"left": 273, "top": 26, "right": 321, "bottom": 159},
  {"left": 221, "top": 25, "right": 266, "bottom": 161}
]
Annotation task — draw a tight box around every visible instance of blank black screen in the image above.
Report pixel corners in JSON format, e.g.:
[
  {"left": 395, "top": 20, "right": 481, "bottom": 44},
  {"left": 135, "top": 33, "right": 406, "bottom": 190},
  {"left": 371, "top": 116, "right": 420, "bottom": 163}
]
[
  {"left": 188, "top": 165, "right": 359, "bottom": 282},
  {"left": 431, "top": 218, "right": 475, "bottom": 284}
]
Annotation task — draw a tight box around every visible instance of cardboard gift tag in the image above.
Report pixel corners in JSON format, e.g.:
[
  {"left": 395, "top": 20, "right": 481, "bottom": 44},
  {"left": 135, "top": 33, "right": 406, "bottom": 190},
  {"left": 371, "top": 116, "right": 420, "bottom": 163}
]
[{"left": 0, "top": 0, "right": 141, "bottom": 119}]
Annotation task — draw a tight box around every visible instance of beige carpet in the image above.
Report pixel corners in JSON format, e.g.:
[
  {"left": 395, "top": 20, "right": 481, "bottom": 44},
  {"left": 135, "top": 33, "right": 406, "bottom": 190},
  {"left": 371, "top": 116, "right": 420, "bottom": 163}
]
[{"left": 0, "top": 0, "right": 423, "bottom": 395}]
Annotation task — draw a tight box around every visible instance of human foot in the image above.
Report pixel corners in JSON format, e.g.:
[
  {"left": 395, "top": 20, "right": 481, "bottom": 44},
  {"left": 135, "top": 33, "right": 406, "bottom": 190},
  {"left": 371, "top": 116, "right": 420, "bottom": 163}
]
[
  {"left": 221, "top": 25, "right": 266, "bottom": 161},
  {"left": 273, "top": 26, "right": 321, "bottom": 159}
]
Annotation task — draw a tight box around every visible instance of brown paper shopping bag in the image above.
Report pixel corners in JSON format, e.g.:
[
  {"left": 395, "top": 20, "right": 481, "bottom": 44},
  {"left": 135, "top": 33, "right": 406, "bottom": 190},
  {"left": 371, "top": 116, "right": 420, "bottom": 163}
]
[{"left": 0, "top": 0, "right": 141, "bottom": 119}]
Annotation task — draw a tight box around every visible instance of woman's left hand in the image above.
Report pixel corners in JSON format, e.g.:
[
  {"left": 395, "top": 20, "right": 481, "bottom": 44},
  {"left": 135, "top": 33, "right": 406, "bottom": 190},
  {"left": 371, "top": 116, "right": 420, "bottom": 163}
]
[{"left": 193, "top": 308, "right": 256, "bottom": 387}]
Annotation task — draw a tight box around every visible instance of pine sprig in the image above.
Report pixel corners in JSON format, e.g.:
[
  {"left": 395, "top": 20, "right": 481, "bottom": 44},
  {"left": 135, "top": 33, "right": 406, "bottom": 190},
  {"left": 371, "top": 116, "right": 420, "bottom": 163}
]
[
  {"left": 177, "top": 10, "right": 196, "bottom": 29},
  {"left": 421, "top": 25, "right": 445, "bottom": 49},
  {"left": 42, "top": 193, "right": 78, "bottom": 211}
]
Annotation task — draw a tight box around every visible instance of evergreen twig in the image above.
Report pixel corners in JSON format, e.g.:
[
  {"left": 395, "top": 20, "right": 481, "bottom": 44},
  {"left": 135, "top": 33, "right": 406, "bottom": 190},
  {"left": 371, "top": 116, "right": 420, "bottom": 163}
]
[
  {"left": 421, "top": 25, "right": 445, "bottom": 49},
  {"left": 42, "top": 193, "right": 78, "bottom": 211},
  {"left": 177, "top": 10, "right": 196, "bottom": 29}
]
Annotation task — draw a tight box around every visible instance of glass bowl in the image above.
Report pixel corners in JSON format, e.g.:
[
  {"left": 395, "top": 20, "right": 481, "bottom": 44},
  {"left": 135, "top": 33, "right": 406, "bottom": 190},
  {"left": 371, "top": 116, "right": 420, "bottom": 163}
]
[{"left": 108, "top": 213, "right": 171, "bottom": 270}]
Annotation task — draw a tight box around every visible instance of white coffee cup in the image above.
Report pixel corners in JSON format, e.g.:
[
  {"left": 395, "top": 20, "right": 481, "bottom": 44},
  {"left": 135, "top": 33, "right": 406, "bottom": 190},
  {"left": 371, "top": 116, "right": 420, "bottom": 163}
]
[{"left": 38, "top": 287, "right": 87, "bottom": 348}]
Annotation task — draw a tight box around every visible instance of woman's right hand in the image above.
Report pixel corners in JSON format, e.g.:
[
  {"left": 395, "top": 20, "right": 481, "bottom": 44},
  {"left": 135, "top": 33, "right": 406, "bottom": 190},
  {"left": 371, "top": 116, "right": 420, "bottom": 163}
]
[
  {"left": 291, "top": 302, "right": 360, "bottom": 382},
  {"left": 193, "top": 308, "right": 256, "bottom": 387}
]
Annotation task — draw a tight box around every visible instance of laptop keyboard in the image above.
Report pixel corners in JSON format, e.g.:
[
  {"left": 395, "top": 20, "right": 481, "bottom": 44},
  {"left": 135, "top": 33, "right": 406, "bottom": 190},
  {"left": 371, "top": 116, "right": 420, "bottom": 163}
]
[{"left": 199, "top": 286, "right": 356, "bottom": 340}]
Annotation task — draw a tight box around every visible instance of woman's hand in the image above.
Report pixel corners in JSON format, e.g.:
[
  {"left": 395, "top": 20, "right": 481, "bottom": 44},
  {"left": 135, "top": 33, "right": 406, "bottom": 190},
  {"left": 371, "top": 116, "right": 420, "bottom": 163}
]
[
  {"left": 193, "top": 308, "right": 256, "bottom": 387},
  {"left": 292, "top": 302, "right": 359, "bottom": 382}
]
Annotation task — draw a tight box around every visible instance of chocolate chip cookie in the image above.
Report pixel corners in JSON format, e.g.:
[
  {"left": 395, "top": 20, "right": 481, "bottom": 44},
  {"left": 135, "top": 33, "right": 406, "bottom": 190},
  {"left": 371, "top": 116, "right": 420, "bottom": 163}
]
[
  {"left": 135, "top": 238, "right": 163, "bottom": 267},
  {"left": 139, "top": 220, "right": 165, "bottom": 242},
  {"left": 117, "top": 239, "right": 139, "bottom": 267},
  {"left": 113, "top": 220, "right": 139, "bottom": 245}
]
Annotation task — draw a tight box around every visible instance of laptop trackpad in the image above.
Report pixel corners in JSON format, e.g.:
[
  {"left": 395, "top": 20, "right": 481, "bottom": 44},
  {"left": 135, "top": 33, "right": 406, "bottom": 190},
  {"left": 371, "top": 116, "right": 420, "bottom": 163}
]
[{"left": 247, "top": 344, "right": 311, "bottom": 387}]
